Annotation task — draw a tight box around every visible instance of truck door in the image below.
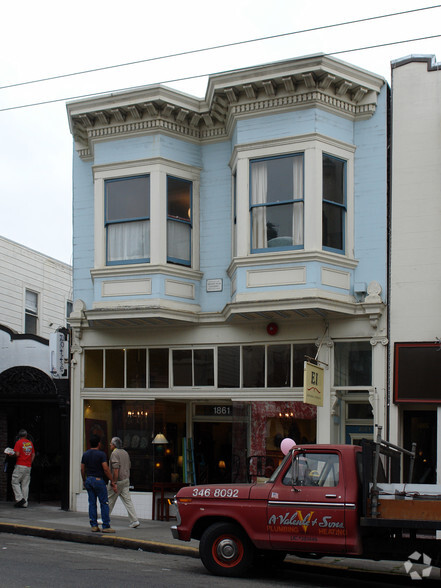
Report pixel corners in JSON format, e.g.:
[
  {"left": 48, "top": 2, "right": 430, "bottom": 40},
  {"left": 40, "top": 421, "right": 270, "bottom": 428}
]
[{"left": 268, "top": 450, "right": 347, "bottom": 553}]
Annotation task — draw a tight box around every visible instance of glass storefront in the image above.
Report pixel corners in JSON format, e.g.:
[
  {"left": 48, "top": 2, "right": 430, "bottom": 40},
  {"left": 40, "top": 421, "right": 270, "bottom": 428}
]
[{"left": 83, "top": 399, "right": 317, "bottom": 489}]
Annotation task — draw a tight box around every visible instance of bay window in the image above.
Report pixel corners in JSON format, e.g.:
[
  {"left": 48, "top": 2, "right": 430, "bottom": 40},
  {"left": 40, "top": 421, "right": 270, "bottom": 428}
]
[
  {"left": 232, "top": 135, "right": 354, "bottom": 261},
  {"left": 105, "top": 175, "right": 150, "bottom": 265},
  {"left": 250, "top": 153, "right": 304, "bottom": 251},
  {"left": 95, "top": 159, "right": 199, "bottom": 272}
]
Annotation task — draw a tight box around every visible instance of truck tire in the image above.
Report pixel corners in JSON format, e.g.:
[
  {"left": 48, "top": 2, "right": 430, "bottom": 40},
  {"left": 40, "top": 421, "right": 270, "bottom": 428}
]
[{"left": 199, "top": 522, "right": 255, "bottom": 577}]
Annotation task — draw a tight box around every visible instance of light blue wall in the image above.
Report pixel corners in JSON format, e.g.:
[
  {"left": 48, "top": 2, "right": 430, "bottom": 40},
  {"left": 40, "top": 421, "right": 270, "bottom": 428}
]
[
  {"left": 353, "top": 85, "right": 388, "bottom": 299},
  {"left": 198, "top": 141, "right": 233, "bottom": 311},
  {"left": 72, "top": 92, "right": 387, "bottom": 312},
  {"left": 72, "top": 154, "right": 94, "bottom": 307},
  {"left": 94, "top": 134, "right": 202, "bottom": 168},
  {"left": 234, "top": 109, "right": 354, "bottom": 146}
]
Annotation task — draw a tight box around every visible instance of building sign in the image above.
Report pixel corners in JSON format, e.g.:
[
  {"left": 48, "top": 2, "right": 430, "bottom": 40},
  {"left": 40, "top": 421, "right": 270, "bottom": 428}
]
[
  {"left": 49, "top": 332, "right": 68, "bottom": 379},
  {"left": 206, "top": 279, "right": 223, "bottom": 292},
  {"left": 194, "top": 404, "right": 232, "bottom": 417},
  {"left": 303, "top": 361, "right": 324, "bottom": 407}
]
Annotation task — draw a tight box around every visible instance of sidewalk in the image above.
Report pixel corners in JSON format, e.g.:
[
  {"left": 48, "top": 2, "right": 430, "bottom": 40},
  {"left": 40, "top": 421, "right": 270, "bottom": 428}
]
[{"left": 0, "top": 501, "right": 438, "bottom": 580}]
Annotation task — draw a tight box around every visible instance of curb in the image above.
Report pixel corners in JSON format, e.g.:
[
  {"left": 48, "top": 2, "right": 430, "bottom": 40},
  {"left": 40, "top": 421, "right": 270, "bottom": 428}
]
[{"left": 0, "top": 522, "right": 199, "bottom": 558}]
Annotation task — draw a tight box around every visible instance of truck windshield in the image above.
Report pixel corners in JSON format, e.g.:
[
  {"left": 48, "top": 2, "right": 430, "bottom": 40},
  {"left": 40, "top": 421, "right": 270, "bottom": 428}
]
[{"left": 268, "top": 452, "right": 291, "bottom": 483}]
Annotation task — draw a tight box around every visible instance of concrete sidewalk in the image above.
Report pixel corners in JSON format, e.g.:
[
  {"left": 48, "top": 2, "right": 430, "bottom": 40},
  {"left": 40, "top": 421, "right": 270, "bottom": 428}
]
[{"left": 0, "top": 501, "right": 438, "bottom": 580}]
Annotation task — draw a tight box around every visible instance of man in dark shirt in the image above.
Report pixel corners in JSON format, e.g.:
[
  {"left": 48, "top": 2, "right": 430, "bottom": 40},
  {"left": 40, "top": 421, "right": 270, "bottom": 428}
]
[{"left": 81, "top": 434, "right": 117, "bottom": 532}]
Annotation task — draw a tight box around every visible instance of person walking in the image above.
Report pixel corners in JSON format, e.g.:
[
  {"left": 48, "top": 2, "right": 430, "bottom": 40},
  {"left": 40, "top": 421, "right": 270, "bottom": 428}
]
[
  {"left": 81, "top": 434, "right": 116, "bottom": 533},
  {"left": 107, "top": 437, "right": 140, "bottom": 528},
  {"left": 11, "top": 429, "right": 35, "bottom": 508}
]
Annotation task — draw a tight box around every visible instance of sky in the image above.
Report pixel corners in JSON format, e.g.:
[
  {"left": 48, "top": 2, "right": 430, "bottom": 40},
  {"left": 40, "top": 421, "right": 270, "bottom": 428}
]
[{"left": 1, "top": 0, "right": 440, "bottom": 265}]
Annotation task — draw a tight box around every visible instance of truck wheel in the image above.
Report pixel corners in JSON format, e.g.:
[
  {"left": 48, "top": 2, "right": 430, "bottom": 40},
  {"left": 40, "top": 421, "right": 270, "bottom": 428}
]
[{"left": 199, "top": 522, "right": 254, "bottom": 577}]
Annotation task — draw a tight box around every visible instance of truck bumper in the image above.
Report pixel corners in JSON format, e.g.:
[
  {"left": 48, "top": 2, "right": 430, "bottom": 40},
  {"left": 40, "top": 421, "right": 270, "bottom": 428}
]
[{"left": 171, "top": 525, "right": 179, "bottom": 539}]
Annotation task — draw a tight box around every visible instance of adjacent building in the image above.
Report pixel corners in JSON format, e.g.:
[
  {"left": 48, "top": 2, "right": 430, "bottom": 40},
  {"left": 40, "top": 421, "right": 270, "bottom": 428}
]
[
  {"left": 389, "top": 54, "right": 441, "bottom": 484},
  {"left": 0, "top": 236, "right": 72, "bottom": 507},
  {"left": 67, "top": 54, "right": 388, "bottom": 515}
]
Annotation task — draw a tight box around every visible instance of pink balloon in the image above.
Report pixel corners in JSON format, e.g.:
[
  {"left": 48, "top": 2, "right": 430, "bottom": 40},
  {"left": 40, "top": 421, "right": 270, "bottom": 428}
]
[{"left": 280, "top": 437, "right": 296, "bottom": 455}]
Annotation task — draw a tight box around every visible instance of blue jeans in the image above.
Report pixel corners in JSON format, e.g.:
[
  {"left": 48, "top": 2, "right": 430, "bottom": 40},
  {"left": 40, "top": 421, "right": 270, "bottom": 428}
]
[{"left": 85, "top": 477, "right": 111, "bottom": 528}]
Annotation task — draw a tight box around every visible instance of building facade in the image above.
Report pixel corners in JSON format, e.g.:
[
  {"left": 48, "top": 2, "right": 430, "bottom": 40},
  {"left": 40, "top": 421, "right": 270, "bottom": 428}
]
[
  {"left": 389, "top": 55, "right": 441, "bottom": 484},
  {"left": 0, "top": 236, "right": 72, "bottom": 507},
  {"left": 67, "top": 54, "right": 388, "bottom": 516}
]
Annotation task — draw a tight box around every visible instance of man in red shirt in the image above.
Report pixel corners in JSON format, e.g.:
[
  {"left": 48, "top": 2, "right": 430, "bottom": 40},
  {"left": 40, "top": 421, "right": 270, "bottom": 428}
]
[{"left": 11, "top": 429, "right": 35, "bottom": 508}]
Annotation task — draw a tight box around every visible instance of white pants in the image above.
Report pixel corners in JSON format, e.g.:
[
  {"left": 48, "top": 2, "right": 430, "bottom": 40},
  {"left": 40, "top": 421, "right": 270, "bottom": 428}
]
[
  {"left": 107, "top": 478, "right": 138, "bottom": 523},
  {"left": 11, "top": 465, "right": 31, "bottom": 504}
]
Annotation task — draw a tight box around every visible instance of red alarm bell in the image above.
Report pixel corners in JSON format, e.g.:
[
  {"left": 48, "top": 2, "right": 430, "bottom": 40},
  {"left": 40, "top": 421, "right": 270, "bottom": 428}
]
[{"left": 267, "top": 322, "right": 278, "bottom": 336}]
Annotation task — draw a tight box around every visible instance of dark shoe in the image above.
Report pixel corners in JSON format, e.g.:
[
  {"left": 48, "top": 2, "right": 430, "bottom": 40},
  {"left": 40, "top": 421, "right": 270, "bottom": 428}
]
[
  {"left": 102, "top": 527, "right": 115, "bottom": 533},
  {"left": 14, "top": 499, "right": 25, "bottom": 508}
]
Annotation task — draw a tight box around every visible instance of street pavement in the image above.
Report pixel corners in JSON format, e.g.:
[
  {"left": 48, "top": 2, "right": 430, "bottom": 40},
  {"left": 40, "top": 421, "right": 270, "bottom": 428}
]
[{"left": 0, "top": 501, "right": 438, "bottom": 580}]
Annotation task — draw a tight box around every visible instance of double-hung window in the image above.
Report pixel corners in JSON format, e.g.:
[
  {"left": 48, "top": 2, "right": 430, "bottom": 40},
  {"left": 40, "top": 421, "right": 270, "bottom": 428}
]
[
  {"left": 167, "top": 176, "right": 192, "bottom": 266},
  {"left": 250, "top": 153, "right": 304, "bottom": 252},
  {"left": 322, "top": 154, "right": 346, "bottom": 252},
  {"left": 25, "top": 289, "right": 38, "bottom": 335},
  {"left": 105, "top": 175, "right": 150, "bottom": 265}
]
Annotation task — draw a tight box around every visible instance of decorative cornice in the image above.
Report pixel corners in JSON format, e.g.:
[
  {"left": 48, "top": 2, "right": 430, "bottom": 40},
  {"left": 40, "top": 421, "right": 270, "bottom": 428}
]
[{"left": 67, "top": 53, "right": 385, "bottom": 159}]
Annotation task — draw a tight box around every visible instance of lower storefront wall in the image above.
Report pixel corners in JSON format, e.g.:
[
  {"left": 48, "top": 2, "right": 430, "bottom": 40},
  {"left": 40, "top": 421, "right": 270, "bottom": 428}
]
[{"left": 75, "top": 491, "right": 154, "bottom": 520}]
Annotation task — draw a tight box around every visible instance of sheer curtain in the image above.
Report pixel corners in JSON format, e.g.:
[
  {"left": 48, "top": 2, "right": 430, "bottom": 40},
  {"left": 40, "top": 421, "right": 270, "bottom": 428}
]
[
  {"left": 167, "top": 220, "right": 191, "bottom": 264},
  {"left": 292, "top": 156, "right": 304, "bottom": 246},
  {"left": 108, "top": 220, "right": 150, "bottom": 262},
  {"left": 251, "top": 161, "right": 267, "bottom": 249}
]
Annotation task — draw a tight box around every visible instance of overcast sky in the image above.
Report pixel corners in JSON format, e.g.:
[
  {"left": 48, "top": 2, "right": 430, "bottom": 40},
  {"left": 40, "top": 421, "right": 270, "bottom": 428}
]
[{"left": 1, "top": 0, "right": 440, "bottom": 265}]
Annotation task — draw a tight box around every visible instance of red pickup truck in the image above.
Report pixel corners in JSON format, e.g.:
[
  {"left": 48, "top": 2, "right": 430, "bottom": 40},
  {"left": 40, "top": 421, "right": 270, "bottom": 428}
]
[{"left": 171, "top": 434, "right": 441, "bottom": 576}]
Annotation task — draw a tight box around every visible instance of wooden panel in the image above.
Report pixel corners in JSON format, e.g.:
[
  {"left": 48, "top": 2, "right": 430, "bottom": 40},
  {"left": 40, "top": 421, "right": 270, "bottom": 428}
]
[{"left": 377, "top": 499, "right": 441, "bottom": 521}]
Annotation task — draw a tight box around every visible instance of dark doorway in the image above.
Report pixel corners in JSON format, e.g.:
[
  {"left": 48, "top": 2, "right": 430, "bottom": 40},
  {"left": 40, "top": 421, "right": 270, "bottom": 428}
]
[
  {"left": 5, "top": 403, "right": 63, "bottom": 503},
  {"left": 193, "top": 421, "right": 232, "bottom": 484},
  {"left": 403, "top": 410, "right": 437, "bottom": 483},
  {"left": 0, "top": 365, "right": 70, "bottom": 508}
]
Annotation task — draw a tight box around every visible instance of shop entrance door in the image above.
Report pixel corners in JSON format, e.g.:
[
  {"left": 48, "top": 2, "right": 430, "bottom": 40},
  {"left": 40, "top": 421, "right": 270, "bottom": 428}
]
[
  {"left": 193, "top": 421, "right": 232, "bottom": 484},
  {"left": 403, "top": 410, "right": 437, "bottom": 483}
]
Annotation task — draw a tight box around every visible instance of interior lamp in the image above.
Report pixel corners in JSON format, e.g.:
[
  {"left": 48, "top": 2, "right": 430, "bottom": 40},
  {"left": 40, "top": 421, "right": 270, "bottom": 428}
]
[{"left": 152, "top": 433, "right": 169, "bottom": 444}]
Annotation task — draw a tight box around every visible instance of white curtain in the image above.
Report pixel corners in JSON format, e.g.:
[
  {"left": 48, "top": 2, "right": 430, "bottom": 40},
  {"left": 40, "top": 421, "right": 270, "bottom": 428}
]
[
  {"left": 108, "top": 220, "right": 150, "bottom": 262},
  {"left": 292, "top": 156, "right": 304, "bottom": 246},
  {"left": 251, "top": 161, "right": 267, "bottom": 249},
  {"left": 168, "top": 220, "right": 191, "bottom": 263}
]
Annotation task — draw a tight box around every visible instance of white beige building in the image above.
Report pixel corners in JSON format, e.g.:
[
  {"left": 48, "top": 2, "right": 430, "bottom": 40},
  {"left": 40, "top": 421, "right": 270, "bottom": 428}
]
[
  {"left": 389, "top": 54, "right": 441, "bottom": 483},
  {"left": 0, "top": 236, "right": 72, "bottom": 507}
]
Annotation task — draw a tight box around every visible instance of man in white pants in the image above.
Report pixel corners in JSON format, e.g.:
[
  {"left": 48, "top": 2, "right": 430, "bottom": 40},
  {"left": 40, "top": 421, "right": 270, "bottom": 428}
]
[
  {"left": 11, "top": 429, "right": 35, "bottom": 508},
  {"left": 107, "top": 437, "right": 140, "bottom": 528}
]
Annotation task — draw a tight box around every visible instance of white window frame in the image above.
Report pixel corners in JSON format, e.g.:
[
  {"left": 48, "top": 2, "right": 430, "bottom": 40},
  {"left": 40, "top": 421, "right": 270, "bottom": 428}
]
[
  {"left": 93, "top": 158, "right": 200, "bottom": 272},
  {"left": 230, "top": 133, "right": 355, "bottom": 262},
  {"left": 24, "top": 288, "right": 39, "bottom": 335}
]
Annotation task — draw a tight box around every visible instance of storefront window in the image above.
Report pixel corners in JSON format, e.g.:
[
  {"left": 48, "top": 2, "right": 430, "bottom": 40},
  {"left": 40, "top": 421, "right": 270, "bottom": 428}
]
[
  {"left": 84, "top": 349, "right": 103, "bottom": 388},
  {"left": 149, "top": 348, "right": 169, "bottom": 388},
  {"left": 83, "top": 399, "right": 186, "bottom": 491},
  {"left": 127, "top": 349, "right": 146, "bottom": 388},
  {"left": 293, "top": 343, "right": 317, "bottom": 386},
  {"left": 172, "top": 350, "right": 192, "bottom": 386},
  {"left": 267, "top": 345, "right": 290, "bottom": 387},
  {"left": 105, "top": 349, "right": 124, "bottom": 387},
  {"left": 243, "top": 345, "right": 265, "bottom": 387},
  {"left": 84, "top": 343, "right": 318, "bottom": 390},
  {"left": 194, "top": 349, "right": 214, "bottom": 386},
  {"left": 218, "top": 346, "right": 240, "bottom": 388},
  {"left": 334, "top": 341, "right": 372, "bottom": 386}
]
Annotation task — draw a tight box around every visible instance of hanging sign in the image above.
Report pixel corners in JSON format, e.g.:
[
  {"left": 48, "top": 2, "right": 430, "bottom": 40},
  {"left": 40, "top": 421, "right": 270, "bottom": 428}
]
[{"left": 303, "top": 361, "right": 324, "bottom": 407}]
